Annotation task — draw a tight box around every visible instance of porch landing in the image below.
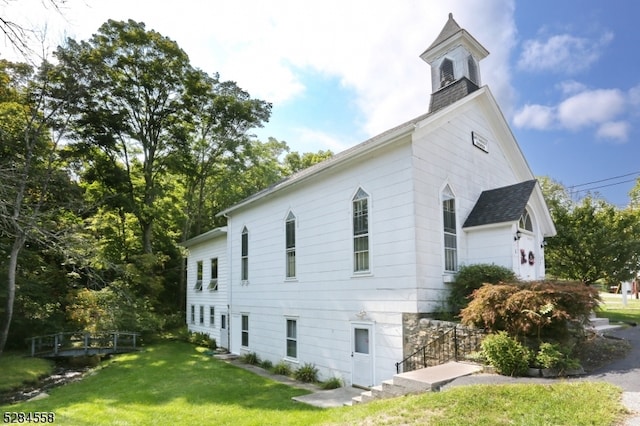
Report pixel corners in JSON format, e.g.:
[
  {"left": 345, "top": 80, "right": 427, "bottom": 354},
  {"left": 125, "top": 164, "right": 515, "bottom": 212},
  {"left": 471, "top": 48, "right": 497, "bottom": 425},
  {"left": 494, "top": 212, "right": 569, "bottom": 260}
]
[{"left": 352, "top": 361, "right": 483, "bottom": 405}]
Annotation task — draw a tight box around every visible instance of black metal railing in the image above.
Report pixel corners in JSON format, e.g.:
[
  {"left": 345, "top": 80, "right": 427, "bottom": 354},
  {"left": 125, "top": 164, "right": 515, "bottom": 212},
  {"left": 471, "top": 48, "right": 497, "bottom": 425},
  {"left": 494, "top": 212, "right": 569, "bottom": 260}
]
[{"left": 395, "top": 326, "right": 485, "bottom": 374}]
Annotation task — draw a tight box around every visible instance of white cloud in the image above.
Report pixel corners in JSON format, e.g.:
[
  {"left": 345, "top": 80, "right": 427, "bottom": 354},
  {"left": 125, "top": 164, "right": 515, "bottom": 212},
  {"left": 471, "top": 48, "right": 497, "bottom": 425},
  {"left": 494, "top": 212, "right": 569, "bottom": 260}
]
[
  {"left": 292, "top": 127, "right": 352, "bottom": 153},
  {"left": 557, "top": 89, "right": 625, "bottom": 130},
  {"left": 518, "top": 31, "right": 613, "bottom": 74},
  {"left": 3, "top": 0, "right": 518, "bottom": 150},
  {"left": 513, "top": 104, "right": 555, "bottom": 130},
  {"left": 629, "top": 85, "right": 640, "bottom": 106},
  {"left": 596, "top": 121, "right": 629, "bottom": 142},
  {"left": 557, "top": 80, "right": 587, "bottom": 95}
]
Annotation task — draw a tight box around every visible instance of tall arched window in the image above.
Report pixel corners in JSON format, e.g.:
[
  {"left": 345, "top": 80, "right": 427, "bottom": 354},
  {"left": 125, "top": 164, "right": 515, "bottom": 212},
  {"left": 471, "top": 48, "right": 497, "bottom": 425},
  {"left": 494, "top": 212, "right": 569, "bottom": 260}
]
[
  {"left": 353, "top": 188, "right": 370, "bottom": 273},
  {"left": 285, "top": 211, "right": 296, "bottom": 278},
  {"left": 241, "top": 226, "right": 249, "bottom": 281},
  {"left": 440, "top": 58, "right": 454, "bottom": 87},
  {"left": 442, "top": 186, "right": 457, "bottom": 272}
]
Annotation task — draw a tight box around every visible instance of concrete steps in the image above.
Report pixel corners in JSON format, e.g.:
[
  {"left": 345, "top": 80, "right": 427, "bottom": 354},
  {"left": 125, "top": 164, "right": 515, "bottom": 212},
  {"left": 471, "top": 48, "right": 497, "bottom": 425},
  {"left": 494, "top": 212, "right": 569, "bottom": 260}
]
[
  {"left": 352, "top": 361, "right": 482, "bottom": 405},
  {"left": 589, "top": 313, "right": 623, "bottom": 333}
]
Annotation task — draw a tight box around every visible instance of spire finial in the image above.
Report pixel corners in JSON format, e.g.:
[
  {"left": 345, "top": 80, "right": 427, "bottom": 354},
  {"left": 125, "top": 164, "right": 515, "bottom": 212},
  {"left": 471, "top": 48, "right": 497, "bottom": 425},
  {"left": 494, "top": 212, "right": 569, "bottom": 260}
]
[{"left": 449, "top": 12, "right": 453, "bottom": 19}]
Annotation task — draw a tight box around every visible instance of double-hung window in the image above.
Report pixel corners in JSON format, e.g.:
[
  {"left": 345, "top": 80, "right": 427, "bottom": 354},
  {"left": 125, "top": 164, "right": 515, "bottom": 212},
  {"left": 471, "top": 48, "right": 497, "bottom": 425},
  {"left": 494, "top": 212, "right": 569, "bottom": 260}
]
[
  {"left": 285, "top": 212, "right": 296, "bottom": 278},
  {"left": 209, "top": 306, "right": 215, "bottom": 327},
  {"left": 241, "top": 227, "right": 249, "bottom": 281},
  {"left": 208, "top": 258, "right": 218, "bottom": 291},
  {"left": 194, "top": 260, "right": 203, "bottom": 291},
  {"left": 353, "top": 188, "right": 370, "bottom": 273},
  {"left": 442, "top": 188, "right": 458, "bottom": 272},
  {"left": 190, "top": 305, "right": 195, "bottom": 324},
  {"left": 199, "top": 305, "right": 204, "bottom": 325},
  {"left": 286, "top": 319, "right": 297, "bottom": 359},
  {"left": 241, "top": 314, "right": 249, "bottom": 347}
]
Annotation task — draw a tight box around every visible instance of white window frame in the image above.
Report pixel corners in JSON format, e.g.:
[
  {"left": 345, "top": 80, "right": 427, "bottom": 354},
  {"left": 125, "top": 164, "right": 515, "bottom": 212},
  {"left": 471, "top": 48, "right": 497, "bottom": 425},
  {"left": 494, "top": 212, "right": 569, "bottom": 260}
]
[
  {"left": 241, "top": 227, "right": 249, "bottom": 282},
  {"left": 199, "top": 305, "right": 205, "bottom": 325},
  {"left": 353, "top": 188, "right": 370, "bottom": 274},
  {"left": 442, "top": 186, "right": 458, "bottom": 272},
  {"left": 519, "top": 209, "right": 533, "bottom": 232},
  {"left": 241, "top": 314, "right": 249, "bottom": 347},
  {"left": 285, "top": 318, "right": 298, "bottom": 360},
  {"left": 208, "top": 257, "right": 218, "bottom": 291},
  {"left": 190, "top": 305, "right": 195, "bottom": 324},
  {"left": 194, "top": 260, "right": 203, "bottom": 291},
  {"left": 285, "top": 211, "right": 296, "bottom": 279},
  {"left": 209, "top": 306, "right": 215, "bottom": 327}
]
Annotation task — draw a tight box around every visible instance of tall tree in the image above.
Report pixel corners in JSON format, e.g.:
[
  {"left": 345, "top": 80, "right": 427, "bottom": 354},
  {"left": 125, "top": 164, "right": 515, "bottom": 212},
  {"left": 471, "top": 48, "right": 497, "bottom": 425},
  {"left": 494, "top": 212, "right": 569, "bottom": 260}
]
[
  {"left": 0, "top": 59, "right": 76, "bottom": 355},
  {"left": 540, "top": 177, "right": 640, "bottom": 285},
  {"left": 54, "top": 19, "right": 194, "bottom": 254}
]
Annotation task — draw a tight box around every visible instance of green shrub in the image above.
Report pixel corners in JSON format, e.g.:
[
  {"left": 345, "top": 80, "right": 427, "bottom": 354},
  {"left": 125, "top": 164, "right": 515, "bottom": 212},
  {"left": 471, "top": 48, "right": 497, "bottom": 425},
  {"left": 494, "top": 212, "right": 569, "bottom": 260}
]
[
  {"left": 240, "top": 351, "right": 260, "bottom": 365},
  {"left": 271, "top": 361, "right": 292, "bottom": 376},
  {"left": 187, "top": 332, "right": 217, "bottom": 349},
  {"left": 460, "top": 280, "right": 600, "bottom": 339},
  {"left": 259, "top": 359, "right": 273, "bottom": 370},
  {"left": 448, "top": 264, "right": 516, "bottom": 313},
  {"left": 535, "top": 342, "right": 581, "bottom": 371},
  {"left": 321, "top": 376, "right": 343, "bottom": 390},
  {"left": 294, "top": 363, "right": 318, "bottom": 383},
  {"left": 481, "top": 332, "right": 531, "bottom": 376}
]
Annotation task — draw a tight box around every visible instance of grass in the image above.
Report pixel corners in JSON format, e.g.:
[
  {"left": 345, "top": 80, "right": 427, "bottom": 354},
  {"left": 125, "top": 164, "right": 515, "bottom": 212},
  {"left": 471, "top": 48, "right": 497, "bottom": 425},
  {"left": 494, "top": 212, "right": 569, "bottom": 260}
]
[
  {"left": 0, "top": 352, "right": 54, "bottom": 393},
  {"left": 0, "top": 341, "right": 629, "bottom": 425},
  {"left": 596, "top": 291, "right": 640, "bottom": 324}
]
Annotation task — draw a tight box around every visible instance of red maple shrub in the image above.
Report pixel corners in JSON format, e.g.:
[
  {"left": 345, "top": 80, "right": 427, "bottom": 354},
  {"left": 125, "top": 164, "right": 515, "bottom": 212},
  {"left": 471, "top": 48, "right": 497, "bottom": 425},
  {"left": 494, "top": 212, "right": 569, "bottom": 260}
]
[{"left": 460, "top": 281, "right": 600, "bottom": 340}]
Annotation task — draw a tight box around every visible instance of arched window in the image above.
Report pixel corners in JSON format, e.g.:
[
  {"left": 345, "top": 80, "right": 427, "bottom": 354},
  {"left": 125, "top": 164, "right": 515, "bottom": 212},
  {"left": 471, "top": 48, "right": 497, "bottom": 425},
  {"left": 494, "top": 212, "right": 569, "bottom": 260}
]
[
  {"left": 285, "top": 211, "right": 296, "bottom": 278},
  {"left": 467, "top": 55, "right": 478, "bottom": 84},
  {"left": 440, "top": 58, "right": 454, "bottom": 87},
  {"left": 241, "top": 226, "right": 249, "bottom": 281},
  {"left": 519, "top": 210, "right": 533, "bottom": 232},
  {"left": 442, "top": 186, "right": 457, "bottom": 272},
  {"left": 353, "top": 188, "right": 370, "bottom": 272}
]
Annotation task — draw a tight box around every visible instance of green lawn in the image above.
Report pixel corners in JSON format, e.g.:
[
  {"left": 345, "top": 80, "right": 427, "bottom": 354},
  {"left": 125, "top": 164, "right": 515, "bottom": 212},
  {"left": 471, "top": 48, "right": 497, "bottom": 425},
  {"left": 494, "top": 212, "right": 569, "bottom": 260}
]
[
  {"left": 0, "top": 353, "right": 54, "bottom": 393},
  {"left": 0, "top": 341, "right": 629, "bottom": 425},
  {"left": 597, "top": 291, "right": 640, "bottom": 323}
]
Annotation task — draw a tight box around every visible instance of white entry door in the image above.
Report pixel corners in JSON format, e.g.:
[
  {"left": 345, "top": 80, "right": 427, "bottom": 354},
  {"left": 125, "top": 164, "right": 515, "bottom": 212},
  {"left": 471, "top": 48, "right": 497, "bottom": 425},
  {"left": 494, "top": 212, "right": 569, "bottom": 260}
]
[
  {"left": 220, "top": 313, "right": 229, "bottom": 349},
  {"left": 351, "top": 323, "right": 374, "bottom": 388}
]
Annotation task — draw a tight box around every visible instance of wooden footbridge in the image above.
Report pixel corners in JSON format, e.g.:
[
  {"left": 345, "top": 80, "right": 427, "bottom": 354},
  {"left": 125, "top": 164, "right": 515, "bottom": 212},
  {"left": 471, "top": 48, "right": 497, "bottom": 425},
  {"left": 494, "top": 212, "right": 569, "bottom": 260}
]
[{"left": 27, "top": 331, "right": 140, "bottom": 358}]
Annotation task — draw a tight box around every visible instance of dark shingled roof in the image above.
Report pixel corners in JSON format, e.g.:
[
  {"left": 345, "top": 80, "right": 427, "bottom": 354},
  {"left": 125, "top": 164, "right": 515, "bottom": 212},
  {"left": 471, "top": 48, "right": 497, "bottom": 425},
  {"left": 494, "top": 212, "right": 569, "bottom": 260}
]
[
  {"left": 430, "top": 77, "right": 480, "bottom": 113},
  {"left": 463, "top": 180, "right": 537, "bottom": 228}
]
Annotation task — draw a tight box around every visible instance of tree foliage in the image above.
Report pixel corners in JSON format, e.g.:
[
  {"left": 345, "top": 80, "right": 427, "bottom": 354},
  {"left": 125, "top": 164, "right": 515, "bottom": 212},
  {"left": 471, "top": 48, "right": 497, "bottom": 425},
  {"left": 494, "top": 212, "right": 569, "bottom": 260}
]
[
  {"left": 540, "top": 177, "right": 640, "bottom": 285},
  {"left": 460, "top": 281, "right": 600, "bottom": 340}
]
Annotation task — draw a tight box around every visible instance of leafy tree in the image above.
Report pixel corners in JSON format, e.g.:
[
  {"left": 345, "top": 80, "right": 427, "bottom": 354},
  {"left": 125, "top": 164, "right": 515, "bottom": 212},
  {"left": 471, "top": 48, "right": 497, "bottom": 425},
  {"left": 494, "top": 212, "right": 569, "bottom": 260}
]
[
  {"left": 54, "top": 19, "right": 196, "bottom": 254},
  {"left": 540, "top": 178, "right": 640, "bottom": 285},
  {"left": 283, "top": 149, "right": 333, "bottom": 174},
  {"left": 0, "top": 59, "right": 79, "bottom": 355}
]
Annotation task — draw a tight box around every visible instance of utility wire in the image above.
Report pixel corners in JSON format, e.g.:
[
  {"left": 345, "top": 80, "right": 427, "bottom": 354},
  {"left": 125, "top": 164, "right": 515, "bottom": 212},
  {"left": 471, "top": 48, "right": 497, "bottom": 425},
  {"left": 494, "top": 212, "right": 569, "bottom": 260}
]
[{"left": 568, "top": 171, "right": 640, "bottom": 190}]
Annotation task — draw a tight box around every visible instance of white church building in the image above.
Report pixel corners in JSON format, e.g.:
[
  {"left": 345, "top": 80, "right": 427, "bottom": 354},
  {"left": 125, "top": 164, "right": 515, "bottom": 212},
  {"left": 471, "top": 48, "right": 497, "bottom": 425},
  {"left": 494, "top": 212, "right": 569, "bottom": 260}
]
[{"left": 183, "top": 14, "right": 556, "bottom": 388}]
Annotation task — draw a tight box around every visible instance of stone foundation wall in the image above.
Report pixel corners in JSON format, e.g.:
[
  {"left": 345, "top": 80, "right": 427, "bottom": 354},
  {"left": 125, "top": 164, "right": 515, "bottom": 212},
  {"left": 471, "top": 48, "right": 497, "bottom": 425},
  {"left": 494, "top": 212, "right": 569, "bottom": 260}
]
[{"left": 402, "top": 313, "right": 485, "bottom": 364}]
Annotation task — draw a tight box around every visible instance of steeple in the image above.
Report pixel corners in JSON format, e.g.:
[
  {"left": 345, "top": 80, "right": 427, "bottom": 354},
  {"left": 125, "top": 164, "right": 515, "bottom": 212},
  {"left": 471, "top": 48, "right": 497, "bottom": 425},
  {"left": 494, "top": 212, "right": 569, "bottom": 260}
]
[{"left": 421, "top": 13, "right": 489, "bottom": 113}]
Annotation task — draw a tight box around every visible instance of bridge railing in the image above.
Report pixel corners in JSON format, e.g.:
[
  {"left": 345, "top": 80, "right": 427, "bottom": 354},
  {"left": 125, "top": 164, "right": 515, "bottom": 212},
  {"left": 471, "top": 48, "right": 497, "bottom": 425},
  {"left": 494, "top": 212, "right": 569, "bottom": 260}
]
[{"left": 27, "top": 331, "right": 139, "bottom": 357}]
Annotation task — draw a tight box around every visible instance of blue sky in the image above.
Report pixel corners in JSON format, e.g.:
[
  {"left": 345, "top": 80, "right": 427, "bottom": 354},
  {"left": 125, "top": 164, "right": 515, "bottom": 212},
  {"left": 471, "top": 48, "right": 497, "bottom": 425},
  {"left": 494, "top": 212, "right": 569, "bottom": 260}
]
[{"left": 3, "top": 0, "right": 639, "bottom": 206}]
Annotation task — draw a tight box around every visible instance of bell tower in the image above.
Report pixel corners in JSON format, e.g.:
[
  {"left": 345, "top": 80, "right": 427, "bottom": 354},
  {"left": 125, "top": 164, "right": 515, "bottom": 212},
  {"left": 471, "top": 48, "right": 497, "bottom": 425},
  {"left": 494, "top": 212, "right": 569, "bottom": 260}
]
[{"left": 421, "top": 13, "right": 489, "bottom": 113}]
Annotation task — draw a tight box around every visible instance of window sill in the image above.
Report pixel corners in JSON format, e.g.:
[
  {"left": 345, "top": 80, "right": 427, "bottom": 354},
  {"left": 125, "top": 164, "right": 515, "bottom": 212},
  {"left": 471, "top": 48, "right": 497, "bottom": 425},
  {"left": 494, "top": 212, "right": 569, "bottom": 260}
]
[
  {"left": 284, "top": 278, "right": 298, "bottom": 283},
  {"left": 351, "top": 272, "right": 373, "bottom": 278},
  {"left": 284, "top": 357, "right": 299, "bottom": 364}
]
